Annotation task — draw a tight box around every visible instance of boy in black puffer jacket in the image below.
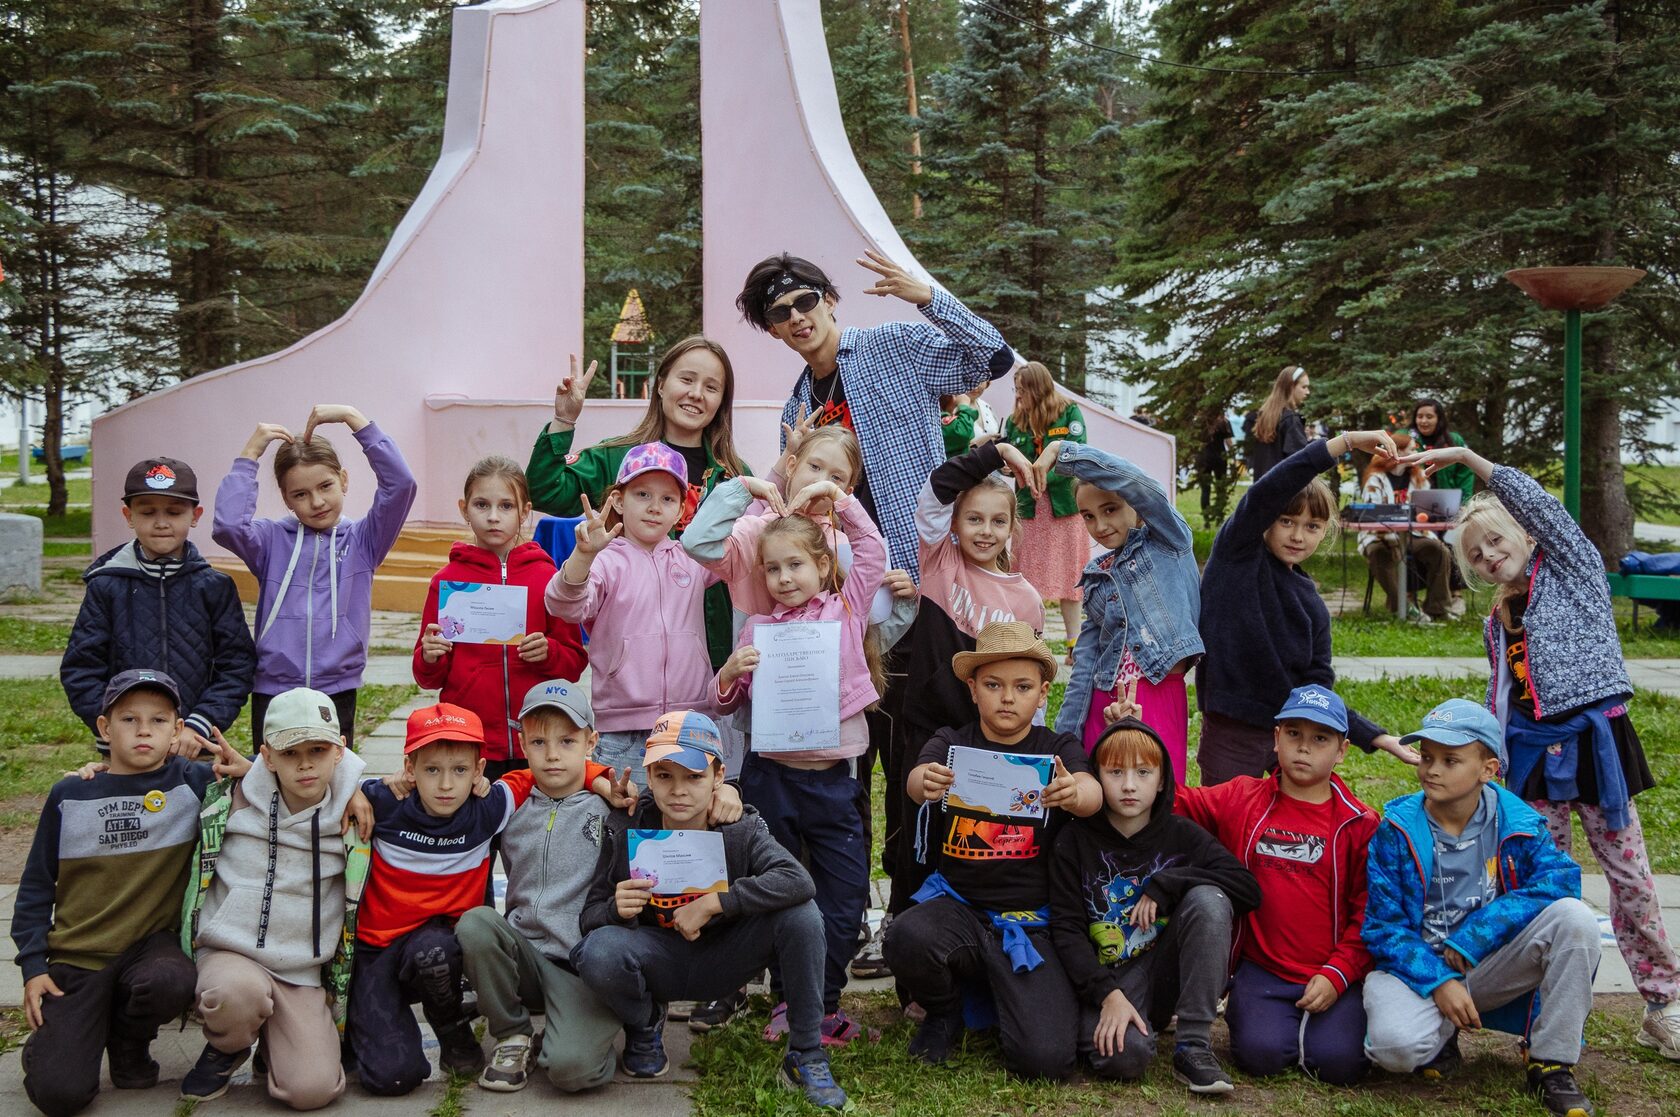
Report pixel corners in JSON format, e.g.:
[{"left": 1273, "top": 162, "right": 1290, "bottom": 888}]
[{"left": 60, "top": 457, "right": 255, "bottom": 755}]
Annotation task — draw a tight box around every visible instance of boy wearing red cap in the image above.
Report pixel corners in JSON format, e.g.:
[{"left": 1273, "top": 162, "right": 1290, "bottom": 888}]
[{"left": 346, "top": 703, "right": 537, "bottom": 1095}]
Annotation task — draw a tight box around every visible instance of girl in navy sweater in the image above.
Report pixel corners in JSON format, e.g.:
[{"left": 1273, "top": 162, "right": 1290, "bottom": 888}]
[{"left": 1195, "top": 432, "right": 1415, "bottom": 785}]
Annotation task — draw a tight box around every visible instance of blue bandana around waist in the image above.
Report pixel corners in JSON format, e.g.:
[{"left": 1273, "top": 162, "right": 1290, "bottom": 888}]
[
  {"left": 912, "top": 871, "right": 1049, "bottom": 973},
  {"left": 1505, "top": 698, "right": 1629, "bottom": 830}
]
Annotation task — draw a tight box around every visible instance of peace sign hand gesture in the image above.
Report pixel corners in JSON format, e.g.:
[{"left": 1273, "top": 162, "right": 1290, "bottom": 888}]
[
  {"left": 1102, "top": 679, "right": 1141, "bottom": 726},
  {"left": 573, "top": 493, "right": 622, "bottom": 557},
  {"left": 857, "top": 248, "right": 933, "bottom": 307},
  {"left": 781, "top": 403, "right": 816, "bottom": 459},
  {"left": 553, "top": 355, "right": 598, "bottom": 426}
]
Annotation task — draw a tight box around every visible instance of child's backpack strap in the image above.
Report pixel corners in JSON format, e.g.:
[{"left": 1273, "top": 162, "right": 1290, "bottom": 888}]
[
  {"left": 180, "top": 777, "right": 235, "bottom": 957},
  {"left": 326, "top": 833, "right": 372, "bottom": 1035}
]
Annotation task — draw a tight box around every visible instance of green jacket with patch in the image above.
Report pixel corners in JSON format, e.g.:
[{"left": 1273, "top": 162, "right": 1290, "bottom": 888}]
[{"left": 1003, "top": 403, "right": 1087, "bottom": 518}]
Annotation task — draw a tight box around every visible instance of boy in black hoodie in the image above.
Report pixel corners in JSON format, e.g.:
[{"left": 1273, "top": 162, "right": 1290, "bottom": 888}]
[{"left": 1049, "top": 718, "right": 1260, "bottom": 1094}]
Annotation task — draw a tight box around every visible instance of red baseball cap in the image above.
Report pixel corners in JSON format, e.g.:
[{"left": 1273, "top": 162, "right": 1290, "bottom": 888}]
[{"left": 404, "top": 702, "right": 484, "bottom": 755}]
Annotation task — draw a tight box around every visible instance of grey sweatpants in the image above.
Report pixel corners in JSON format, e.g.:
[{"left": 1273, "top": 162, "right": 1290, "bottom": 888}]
[
  {"left": 1363, "top": 897, "right": 1599, "bottom": 1069},
  {"left": 455, "top": 907, "right": 619, "bottom": 1092}
]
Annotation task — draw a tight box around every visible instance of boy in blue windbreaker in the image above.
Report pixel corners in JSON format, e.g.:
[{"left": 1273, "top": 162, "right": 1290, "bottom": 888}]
[{"left": 1361, "top": 699, "right": 1600, "bottom": 1117}]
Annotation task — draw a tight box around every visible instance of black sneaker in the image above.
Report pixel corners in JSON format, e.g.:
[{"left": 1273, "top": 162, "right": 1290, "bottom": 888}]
[
  {"left": 107, "top": 1036, "right": 161, "bottom": 1090},
  {"left": 689, "top": 987, "right": 750, "bottom": 1033},
  {"left": 621, "top": 1017, "right": 669, "bottom": 1079},
  {"left": 1418, "top": 1030, "right": 1462, "bottom": 1080},
  {"left": 907, "top": 1009, "right": 965, "bottom": 1065},
  {"left": 180, "top": 1043, "right": 251, "bottom": 1101},
  {"left": 435, "top": 1021, "right": 485, "bottom": 1076},
  {"left": 1527, "top": 1060, "right": 1596, "bottom": 1117},
  {"left": 1172, "top": 1044, "right": 1235, "bottom": 1094}
]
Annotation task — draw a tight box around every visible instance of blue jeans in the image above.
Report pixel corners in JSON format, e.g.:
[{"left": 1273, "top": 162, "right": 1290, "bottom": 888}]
[
  {"left": 594, "top": 730, "right": 649, "bottom": 786},
  {"left": 740, "top": 755, "right": 869, "bottom": 1013},
  {"left": 573, "top": 903, "right": 826, "bottom": 1054}
]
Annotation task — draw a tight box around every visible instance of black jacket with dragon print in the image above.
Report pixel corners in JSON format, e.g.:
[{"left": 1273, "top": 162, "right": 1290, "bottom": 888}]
[{"left": 1047, "top": 719, "right": 1260, "bottom": 1007}]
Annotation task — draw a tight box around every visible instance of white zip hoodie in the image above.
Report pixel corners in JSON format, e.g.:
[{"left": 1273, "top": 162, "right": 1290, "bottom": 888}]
[{"left": 196, "top": 748, "right": 367, "bottom": 986}]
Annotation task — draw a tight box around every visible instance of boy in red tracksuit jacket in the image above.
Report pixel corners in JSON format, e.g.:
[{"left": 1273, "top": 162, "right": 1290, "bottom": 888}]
[{"left": 1174, "top": 684, "right": 1380, "bottom": 1085}]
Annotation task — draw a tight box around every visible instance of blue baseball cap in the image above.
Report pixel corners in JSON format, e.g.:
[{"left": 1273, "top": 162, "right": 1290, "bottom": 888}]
[
  {"left": 1274, "top": 684, "right": 1348, "bottom": 735},
  {"left": 643, "top": 710, "right": 724, "bottom": 772},
  {"left": 1400, "top": 699, "right": 1506, "bottom": 772}
]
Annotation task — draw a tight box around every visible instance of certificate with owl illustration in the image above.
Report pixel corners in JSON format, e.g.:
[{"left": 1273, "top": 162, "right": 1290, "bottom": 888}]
[{"left": 944, "top": 745, "right": 1055, "bottom": 823}]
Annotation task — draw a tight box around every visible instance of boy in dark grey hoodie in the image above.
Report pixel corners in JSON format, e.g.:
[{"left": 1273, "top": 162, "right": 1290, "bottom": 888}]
[
  {"left": 572, "top": 710, "right": 848, "bottom": 1111},
  {"left": 1048, "top": 717, "right": 1260, "bottom": 1093}
]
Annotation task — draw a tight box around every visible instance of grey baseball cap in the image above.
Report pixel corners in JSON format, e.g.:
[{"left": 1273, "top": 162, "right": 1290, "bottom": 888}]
[{"left": 518, "top": 679, "right": 594, "bottom": 730}]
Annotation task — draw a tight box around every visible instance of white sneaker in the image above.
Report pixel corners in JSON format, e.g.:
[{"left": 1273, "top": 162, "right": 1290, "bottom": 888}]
[
  {"left": 479, "top": 1032, "right": 533, "bottom": 1092},
  {"left": 1447, "top": 595, "right": 1468, "bottom": 618},
  {"left": 1640, "top": 1002, "right": 1680, "bottom": 1060}
]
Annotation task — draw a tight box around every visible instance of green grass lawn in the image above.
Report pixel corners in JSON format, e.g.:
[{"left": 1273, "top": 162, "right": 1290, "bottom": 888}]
[
  {"left": 8, "top": 506, "right": 92, "bottom": 535},
  {"left": 0, "top": 477, "right": 92, "bottom": 507},
  {"left": 0, "top": 619, "right": 75, "bottom": 654},
  {"left": 691, "top": 991, "right": 1675, "bottom": 1117}
]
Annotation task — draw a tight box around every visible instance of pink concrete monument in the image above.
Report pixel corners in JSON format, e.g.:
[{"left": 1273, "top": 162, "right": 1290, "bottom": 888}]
[{"left": 89, "top": 0, "right": 1174, "bottom": 570}]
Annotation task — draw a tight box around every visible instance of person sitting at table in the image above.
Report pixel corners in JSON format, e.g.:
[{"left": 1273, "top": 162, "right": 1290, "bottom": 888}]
[{"left": 1357, "top": 437, "right": 1451, "bottom": 623}]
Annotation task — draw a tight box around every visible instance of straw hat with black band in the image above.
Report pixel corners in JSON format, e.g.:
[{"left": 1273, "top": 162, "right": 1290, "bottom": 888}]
[{"left": 950, "top": 620, "right": 1059, "bottom": 683}]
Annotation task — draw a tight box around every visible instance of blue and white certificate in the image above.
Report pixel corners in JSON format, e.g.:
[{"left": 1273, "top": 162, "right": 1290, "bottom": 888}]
[
  {"left": 626, "top": 829, "right": 729, "bottom": 895},
  {"left": 436, "top": 581, "right": 526, "bottom": 645},
  {"left": 945, "top": 745, "right": 1055, "bottom": 822},
  {"left": 750, "top": 620, "right": 841, "bottom": 753}
]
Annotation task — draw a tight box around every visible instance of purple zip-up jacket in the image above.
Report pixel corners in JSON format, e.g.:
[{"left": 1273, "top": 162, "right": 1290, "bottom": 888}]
[{"left": 212, "top": 422, "right": 417, "bottom": 694}]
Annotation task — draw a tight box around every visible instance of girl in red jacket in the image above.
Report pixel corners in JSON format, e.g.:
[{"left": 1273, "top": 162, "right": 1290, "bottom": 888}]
[{"left": 414, "top": 456, "right": 587, "bottom": 780}]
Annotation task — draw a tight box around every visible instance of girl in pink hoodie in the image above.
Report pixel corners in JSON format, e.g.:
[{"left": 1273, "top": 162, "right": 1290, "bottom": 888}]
[
  {"left": 709, "top": 483, "right": 886, "bottom": 1048},
  {"left": 544, "top": 444, "right": 719, "bottom": 786}
]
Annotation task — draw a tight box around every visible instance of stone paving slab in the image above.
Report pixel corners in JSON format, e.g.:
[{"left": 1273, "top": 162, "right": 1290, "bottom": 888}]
[{"left": 0, "top": 1011, "right": 699, "bottom": 1116}]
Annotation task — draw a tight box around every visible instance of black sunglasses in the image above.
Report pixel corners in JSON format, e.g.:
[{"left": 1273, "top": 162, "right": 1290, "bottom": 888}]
[{"left": 765, "top": 290, "right": 822, "bottom": 325}]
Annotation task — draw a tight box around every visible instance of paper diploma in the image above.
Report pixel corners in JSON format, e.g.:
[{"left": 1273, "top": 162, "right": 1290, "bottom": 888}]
[
  {"left": 626, "top": 829, "right": 729, "bottom": 895},
  {"left": 436, "top": 582, "right": 527, "bottom": 645},
  {"left": 945, "top": 744, "right": 1055, "bottom": 822},
  {"left": 750, "top": 620, "right": 841, "bottom": 753}
]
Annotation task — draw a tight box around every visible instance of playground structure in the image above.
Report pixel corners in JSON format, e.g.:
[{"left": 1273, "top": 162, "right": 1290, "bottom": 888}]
[{"left": 86, "top": 0, "right": 1175, "bottom": 599}]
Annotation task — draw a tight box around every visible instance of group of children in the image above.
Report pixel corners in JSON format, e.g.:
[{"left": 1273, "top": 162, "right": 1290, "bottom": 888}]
[{"left": 16, "top": 395, "right": 1677, "bottom": 1117}]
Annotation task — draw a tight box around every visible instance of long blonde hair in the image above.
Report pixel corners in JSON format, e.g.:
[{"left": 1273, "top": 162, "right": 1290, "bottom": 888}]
[
  {"left": 1453, "top": 492, "right": 1529, "bottom": 608},
  {"left": 1008, "top": 361, "right": 1071, "bottom": 444},
  {"left": 757, "top": 515, "right": 888, "bottom": 697},
  {"left": 1254, "top": 365, "right": 1304, "bottom": 444}
]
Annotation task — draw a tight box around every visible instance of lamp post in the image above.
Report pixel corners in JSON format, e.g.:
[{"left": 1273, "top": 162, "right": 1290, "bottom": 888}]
[{"left": 1503, "top": 266, "right": 1644, "bottom": 521}]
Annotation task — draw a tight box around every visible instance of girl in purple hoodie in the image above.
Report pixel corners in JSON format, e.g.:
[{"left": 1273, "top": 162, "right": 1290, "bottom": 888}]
[{"left": 214, "top": 404, "right": 417, "bottom": 747}]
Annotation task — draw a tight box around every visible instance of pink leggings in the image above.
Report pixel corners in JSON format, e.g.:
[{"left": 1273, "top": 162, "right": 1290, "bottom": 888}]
[{"left": 1530, "top": 798, "right": 1678, "bottom": 1005}]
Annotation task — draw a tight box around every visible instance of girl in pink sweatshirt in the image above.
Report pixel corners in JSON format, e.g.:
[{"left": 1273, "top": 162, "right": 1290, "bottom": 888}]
[
  {"left": 544, "top": 444, "right": 718, "bottom": 785},
  {"left": 710, "top": 484, "right": 886, "bottom": 1048}
]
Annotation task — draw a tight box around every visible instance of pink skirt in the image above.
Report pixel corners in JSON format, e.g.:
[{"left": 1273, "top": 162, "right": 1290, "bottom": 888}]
[
  {"left": 1083, "top": 673, "right": 1190, "bottom": 785},
  {"left": 1014, "top": 494, "right": 1089, "bottom": 600}
]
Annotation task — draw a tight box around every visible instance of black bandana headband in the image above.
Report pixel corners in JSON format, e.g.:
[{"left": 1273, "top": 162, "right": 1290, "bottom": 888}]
[{"left": 764, "top": 272, "right": 804, "bottom": 301}]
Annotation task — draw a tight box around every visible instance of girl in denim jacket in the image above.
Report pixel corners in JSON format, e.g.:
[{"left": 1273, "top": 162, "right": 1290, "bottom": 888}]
[{"left": 1033, "top": 441, "right": 1203, "bottom": 778}]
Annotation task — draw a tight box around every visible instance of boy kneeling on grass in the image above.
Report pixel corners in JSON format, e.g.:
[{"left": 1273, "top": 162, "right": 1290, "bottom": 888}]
[
  {"left": 883, "top": 621, "right": 1103, "bottom": 1080},
  {"left": 1362, "top": 699, "right": 1601, "bottom": 1117},
  {"left": 1049, "top": 717, "right": 1259, "bottom": 1093},
  {"left": 571, "top": 710, "right": 848, "bottom": 1110}
]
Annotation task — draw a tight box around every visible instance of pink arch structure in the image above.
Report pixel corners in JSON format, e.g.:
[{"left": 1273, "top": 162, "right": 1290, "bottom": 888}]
[{"left": 89, "top": 0, "right": 1174, "bottom": 557}]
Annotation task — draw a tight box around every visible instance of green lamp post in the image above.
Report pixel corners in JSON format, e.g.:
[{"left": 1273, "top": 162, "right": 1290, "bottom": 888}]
[{"left": 1503, "top": 266, "right": 1645, "bottom": 521}]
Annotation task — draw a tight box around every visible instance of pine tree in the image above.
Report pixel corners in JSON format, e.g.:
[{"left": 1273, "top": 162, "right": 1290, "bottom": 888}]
[
  {"left": 0, "top": 0, "right": 126, "bottom": 514},
  {"left": 1119, "top": 0, "right": 1680, "bottom": 557},
  {"left": 911, "top": 0, "right": 1127, "bottom": 389}
]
